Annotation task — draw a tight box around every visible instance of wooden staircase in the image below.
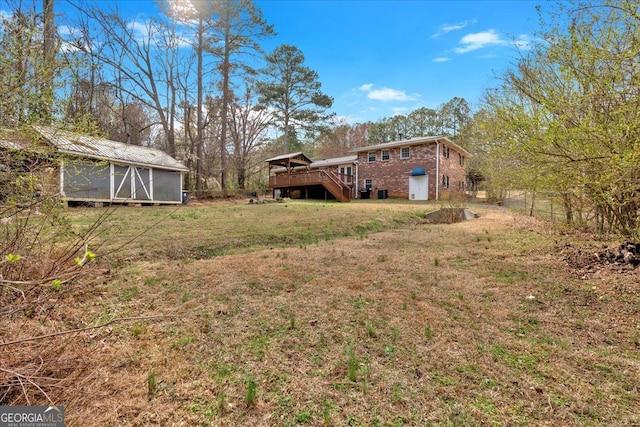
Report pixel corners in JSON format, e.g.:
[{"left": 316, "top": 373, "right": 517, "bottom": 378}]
[{"left": 319, "top": 170, "right": 351, "bottom": 202}]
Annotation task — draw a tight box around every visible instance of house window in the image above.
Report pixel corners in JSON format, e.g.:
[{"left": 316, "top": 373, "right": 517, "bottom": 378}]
[
  {"left": 368, "top": 152, "right": 376, "bottom": 162},
  {"left": 443, "top": 146, "right": 450, "bottom": 158},
  {"left": 459, "top": 154, "right": 465, "bottom": 165},
  {"left": 401, "top": 147, "right": 410, "bottom": 159},
  {"left": 442, "top": 175, "right": 449, "bottom": 189},
  {"left": 381, "top": 150, "right": 390, "bottom": 161},
  {"left": 365, "top": 179, "right": 373, "bottom": 189}
]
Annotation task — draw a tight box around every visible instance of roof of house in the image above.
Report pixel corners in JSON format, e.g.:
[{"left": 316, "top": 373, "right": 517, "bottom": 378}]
[
  {"left": 310, "top": 155, "right": 357, "bottom": 168},
  {"left": 351, "top": 136, "right": 471, "bottom": 157},
  {"left": 265, "top": 151, "right": 314, "bottom": 169},
  {"left": 33, "top": 125, "right": 189, "bottom": 172}
]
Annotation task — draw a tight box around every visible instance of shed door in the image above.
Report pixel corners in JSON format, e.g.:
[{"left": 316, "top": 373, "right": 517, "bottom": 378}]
[
  {"left": 113, "top": 165, "right": 152, "bottom": 201},
  {"left": 409, "top": 175, "right": 428, "bottom": 200}
]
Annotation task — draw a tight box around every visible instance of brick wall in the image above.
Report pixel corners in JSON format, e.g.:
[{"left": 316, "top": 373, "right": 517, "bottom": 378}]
[{"left": 357, "top": 142, "right": 467, "bottom": 199}]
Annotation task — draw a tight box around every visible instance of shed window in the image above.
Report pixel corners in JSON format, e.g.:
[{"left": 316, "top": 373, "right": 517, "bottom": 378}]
[
  {"left": 381, "top": 150, "right": 390, "bottom": 161},
  {"left": 401, "top": 147, "right": 410, "bottom": 159},
  {"left": 368, "top": 152, "right": 376, "bottom": 162}
]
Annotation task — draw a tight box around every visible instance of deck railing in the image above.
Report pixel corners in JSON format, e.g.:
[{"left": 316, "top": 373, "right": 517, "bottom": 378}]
[
  {"left": 269, "top": 170, "right": 353, "bottom": 201},
  {"left": 269, "top": 170, "right": 350, "bottom": 188}
]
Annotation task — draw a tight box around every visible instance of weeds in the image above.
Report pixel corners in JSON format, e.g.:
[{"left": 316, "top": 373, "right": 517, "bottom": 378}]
[
  {"left": 245, "top": 376, "right": 257, "bottom": 406},
  {"left": 347, "top": 345, "right": 359, "bottom": 382},
  {"left": 424, "top": 324, "right": 433, "bottom": 340},
  {"left": 147, "top": 371, "right": 157, "bottom": 399}
]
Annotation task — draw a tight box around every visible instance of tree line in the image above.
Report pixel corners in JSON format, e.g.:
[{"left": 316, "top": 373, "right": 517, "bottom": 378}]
[
  {"left": 461, "top": 0, "right": 640, "bottom": 238},
  {"left": 2, "top": 0, "right": 638, "bottom": 237},
  {"left": 0, "top": 0, "right": 337, "bottom": 195},
  {"left": 1, "top": 0, "right": 475, "bottom": 197}
]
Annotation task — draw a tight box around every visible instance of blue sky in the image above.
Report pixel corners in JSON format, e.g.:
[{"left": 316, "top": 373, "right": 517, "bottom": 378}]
[
  {"left": 254, "top": 0, "right": 544, "bottom": 123},
  {"left": 4, "top": 0, "right": 545, "bottom": 124}
]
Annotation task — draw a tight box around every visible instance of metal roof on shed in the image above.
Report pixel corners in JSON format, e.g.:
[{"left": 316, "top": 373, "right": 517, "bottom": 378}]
[{"left": 34, "top": 125, "right": 189, "bottom": 172}]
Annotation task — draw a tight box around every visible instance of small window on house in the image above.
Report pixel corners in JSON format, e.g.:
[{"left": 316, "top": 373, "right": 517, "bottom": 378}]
[
  {"left": 401, "top": 147, "right": 410, "bottom": 159},
  {"left": 442, "top": 175, "right": 449, "bottom": 189},
  {"left": 368, "top": 152, "right": 376, "bottom": 162},
  {"left": 365, "top": 178, "right": 373, "bottom": 189},
  {"left": 459, "top": 154, "right": 465, "bottom": 165},
  {"left": 443, "top": 146, "right": 450, "bottom": 158},
  {"left": 381, "top": 150, "right": 390, "bottom": 161}
]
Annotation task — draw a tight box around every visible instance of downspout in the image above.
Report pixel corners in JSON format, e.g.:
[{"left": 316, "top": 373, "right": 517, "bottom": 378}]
[
  {"left": 354, "top": 159, "right": 359, "bottom": 198},
  {"left": 435, "top": 141, "right": 440, "bottom": 201}
]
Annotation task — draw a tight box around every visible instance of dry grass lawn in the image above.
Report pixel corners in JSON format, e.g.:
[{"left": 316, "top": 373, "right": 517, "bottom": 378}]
[{"left": 5, "top": 199, "right": 640, "bottom": 426}]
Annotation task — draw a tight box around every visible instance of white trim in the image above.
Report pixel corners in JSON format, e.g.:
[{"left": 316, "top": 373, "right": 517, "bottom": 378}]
[
  {"left": 354, "top": 160, "right": 359, "bottom": 196},
  {"left": 109, "top": 163, "right": 115, "bottom": 200},
  {"left": 435, "top": 142, "right": 440, "bottom": 201},
  {"left": 59, "top": 158, "right": 65, "bottom": 197},
  {"left": 149, "top": 168, "right": 153, "bottom": 200}
]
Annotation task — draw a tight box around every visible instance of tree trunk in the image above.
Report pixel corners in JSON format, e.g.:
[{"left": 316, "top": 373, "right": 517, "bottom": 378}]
[
  {"left": 195, "top": 16, "right": 204, "bottom": 198},
  {"left": 219, "top": 35, "right": 230, "bottom": 195},
  {"left": 42, "top": 0, "right": 55, "bottom": 124}
]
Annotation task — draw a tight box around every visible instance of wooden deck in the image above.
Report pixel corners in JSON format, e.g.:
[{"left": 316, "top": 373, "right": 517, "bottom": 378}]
[{"left": 269, "top": 170, "right": 352, "bottom": 202}]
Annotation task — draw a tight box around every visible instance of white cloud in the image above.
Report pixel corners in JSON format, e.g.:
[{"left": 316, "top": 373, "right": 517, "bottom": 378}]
[
  {"left": 369, "top": 88, "right": 412, "bottom": 101},
  {"left": 431, "top": 19, "right": 477, "bottom": 38},
  {"left": 433, "top": 57, "right": 451, "bottom": 63},
  {"left": 127, "top": 20, "right": 150, "bottom": 38},
  {"left": 360, "top": 84, "right": 417, "bottom": 102},
  {"left": 512, "top": 34, "right": 532, "bottom": 50},
  {"left": 454, "top": 30, "right": 507, "bottom": 53}
]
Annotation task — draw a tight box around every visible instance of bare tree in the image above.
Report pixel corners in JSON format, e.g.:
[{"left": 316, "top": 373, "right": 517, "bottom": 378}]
[
  {"left": 67, "top": 5, "right": 183, "bottom": 154},
  {"left": 228, "top": 85, "right": 270, "bottom": 189},
  {"left": 202, "top": 0, "right": 275, "bottom": 194}
]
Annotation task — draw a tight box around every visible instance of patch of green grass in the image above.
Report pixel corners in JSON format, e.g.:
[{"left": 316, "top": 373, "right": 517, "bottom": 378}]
[
  {"left": 119, "top": 286, "right": 140, "bottom": 302},
  {"left": 494, "top": 268, "right": 532, "bottom": 284},
  {"left": 175, "top": 335, "right": 196, "bottom": 348},
  {"left": 296, "top": 409, "right": 312, "bottom": 423}
]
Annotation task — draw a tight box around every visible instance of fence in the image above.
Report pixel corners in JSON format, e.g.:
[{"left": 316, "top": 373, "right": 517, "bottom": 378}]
[{"left": 500, "top": 190, "right": 569, "bottom": 223}]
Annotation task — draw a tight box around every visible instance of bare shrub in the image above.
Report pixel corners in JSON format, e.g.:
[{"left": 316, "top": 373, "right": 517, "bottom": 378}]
[{"left": 0, "top": 155, "right": 106, "bottom": 405}]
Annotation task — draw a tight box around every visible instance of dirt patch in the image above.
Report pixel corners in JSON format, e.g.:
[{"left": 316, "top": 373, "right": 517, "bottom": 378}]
[{"left": 561, "top": 240, "right": 640, "bottom": 274}]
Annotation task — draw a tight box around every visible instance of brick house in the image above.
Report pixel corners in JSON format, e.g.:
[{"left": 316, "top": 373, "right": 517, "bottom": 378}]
[
  {"left": 352, "top": 136, "right": 470, "bottom": 200},
  {"left": 267, "top": 135, "right": 470, "bottom": 201}
]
